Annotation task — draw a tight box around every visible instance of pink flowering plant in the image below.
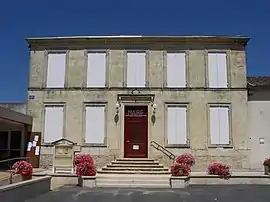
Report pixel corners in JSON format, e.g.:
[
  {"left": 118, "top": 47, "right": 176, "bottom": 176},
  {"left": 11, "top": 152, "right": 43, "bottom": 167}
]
[
  {"left": 175, "top": 153, "right": 196, "bottom": 167},
  {"left": 208, "top": 162, "right": 231, "bottom": 179},
  {"left": 74, "top": 154, "right": 94, "bottom": 166},
  {"left": 12, "top": 160, "right": 33, "bottom": 177},
  {"left": 170, "top": 163, "right": 191, "bottom": 176},
  {"left": 74, "top": 154, "right": 96, "bottom": 176},
  {"left": 263, "top": 158, "right": 270, "bottom": 166}
]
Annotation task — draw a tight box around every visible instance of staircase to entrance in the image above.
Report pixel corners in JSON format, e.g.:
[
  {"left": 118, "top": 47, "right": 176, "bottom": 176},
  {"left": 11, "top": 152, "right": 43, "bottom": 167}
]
[{"left": 96, "top": 158, "right": 171, "bottom": 188}]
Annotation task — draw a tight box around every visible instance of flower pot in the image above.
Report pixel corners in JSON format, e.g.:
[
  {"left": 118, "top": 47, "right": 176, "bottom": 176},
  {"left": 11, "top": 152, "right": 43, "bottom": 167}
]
[
  {"left": 21, "top": 175, "right": 32, "bottom": 181},
  {"left": 78, "top": 176, "right": 83, "bottom": 187},
  {"left": 264, "top": 165, "right": 270, "bottom": 175}
]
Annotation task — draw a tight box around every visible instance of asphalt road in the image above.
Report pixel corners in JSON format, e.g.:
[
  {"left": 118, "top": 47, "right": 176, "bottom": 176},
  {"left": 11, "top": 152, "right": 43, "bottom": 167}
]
[{"left": 26, "top": 185, "right": 270, "bottom": 202}]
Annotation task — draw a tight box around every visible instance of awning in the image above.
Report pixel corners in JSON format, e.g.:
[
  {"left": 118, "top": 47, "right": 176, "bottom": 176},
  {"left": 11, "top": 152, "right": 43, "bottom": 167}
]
[{"left": 0, "top": 106, "right": 32, "bottom": 125}]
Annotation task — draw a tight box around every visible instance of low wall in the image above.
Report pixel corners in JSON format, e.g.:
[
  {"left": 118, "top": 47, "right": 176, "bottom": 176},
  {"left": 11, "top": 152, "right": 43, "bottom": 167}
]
[
  {"left": 0, "top": 176, "right": 51, "bottom": 202},
  {"left": 0, "top": 174, "right": 22, "bottom": 186},
  {"left": 33, "top": 173, "right": 78, "bottom": 190},
  {"left": 189, "top": 175, "right": 270, "bottom": 185},
  {"left": 170, "top": 174, "right": 270, "bottom": 188}
]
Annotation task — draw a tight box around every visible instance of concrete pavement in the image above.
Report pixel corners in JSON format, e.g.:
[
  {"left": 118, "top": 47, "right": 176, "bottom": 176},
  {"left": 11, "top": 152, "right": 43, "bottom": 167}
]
[{"left": 26, "top": 185, "right": 270, "bottom": 202}]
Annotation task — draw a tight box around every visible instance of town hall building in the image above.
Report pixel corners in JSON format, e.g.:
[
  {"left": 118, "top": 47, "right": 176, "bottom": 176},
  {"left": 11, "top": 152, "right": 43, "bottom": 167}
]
[{"left": 26, "top": 35, "right": 250, "bottom": 171}]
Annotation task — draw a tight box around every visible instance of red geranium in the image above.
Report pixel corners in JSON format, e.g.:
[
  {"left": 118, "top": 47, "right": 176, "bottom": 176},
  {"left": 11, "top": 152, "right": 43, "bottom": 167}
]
[
  {"left": 263, "top": 158, "right": 270, "bottom": 166},
  {"left": 74, "top": 154, "right": 94, "bottom": 166},
  {"left": 170, "top": 163, "right": 191, "bottom": 176},
  {"left": 75, "top": 162, "right": 96, "bottom": 176},
  {"left": 12, "top": 160, "right": 33, "bottom": 177},
  {"left": 175, "top": 154, "right": 195, "bottom": 167},
  {"left": 208, "top": 162, "right": 231, "bottom": 179},
  {"left": 74, "top": 154, "right": 96, "bottom": 176}
]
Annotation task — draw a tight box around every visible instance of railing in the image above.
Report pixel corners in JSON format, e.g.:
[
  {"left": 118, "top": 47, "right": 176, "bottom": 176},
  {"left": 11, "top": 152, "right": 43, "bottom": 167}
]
[
  {"left": 0, "top": 157, "right": 30, "bottom": 184},
  {"left": 150, "top": 141, "right": 176, "bottom": 161}
]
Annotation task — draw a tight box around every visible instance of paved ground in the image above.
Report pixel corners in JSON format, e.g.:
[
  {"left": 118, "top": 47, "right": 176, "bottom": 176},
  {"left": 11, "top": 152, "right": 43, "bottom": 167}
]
[{"left": 26, "top": 185, "right": 270, "bottom": 202}]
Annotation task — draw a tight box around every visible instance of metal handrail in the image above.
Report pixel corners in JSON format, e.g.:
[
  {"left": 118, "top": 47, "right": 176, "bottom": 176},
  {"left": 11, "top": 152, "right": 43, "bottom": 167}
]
[
  {"left": 150, "top": 141, "right": 176, "bottom": 161},
  {"left": 0, "top": 157, "right": 30, "bottom": 184}
]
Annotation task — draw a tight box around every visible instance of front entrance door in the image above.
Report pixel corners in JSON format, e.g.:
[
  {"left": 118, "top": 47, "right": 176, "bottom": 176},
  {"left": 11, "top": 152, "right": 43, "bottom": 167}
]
[{"left": 124, "top": 106, "right": 148, "bottom": 158}]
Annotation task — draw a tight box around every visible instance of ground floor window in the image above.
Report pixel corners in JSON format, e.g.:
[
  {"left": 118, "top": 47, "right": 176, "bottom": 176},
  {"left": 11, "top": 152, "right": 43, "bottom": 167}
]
[
  {"left": 166, "top": 104, "right": 188, "bottom": 145},
  {"left": 209, "top": 106, "right": 230, "bottom": 145},
  {"left": 43, "top": 105, "right": 64, "bottom": 143},
  {"left": 84, "top": 104, "right": 106, "bottom": 144}
]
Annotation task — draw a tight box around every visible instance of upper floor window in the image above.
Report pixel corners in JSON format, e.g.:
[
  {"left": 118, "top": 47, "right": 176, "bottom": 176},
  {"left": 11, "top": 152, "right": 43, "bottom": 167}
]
[
  {"left": 167, "top": 52, "right": 186, "bottom": 87},
  {"left": 208, "top": 53, "right": 228, "bottom": 88},
  {"left": 127, "top": 52, "right": 146, "bottom": 87},
  {"left": 87, "top": 52, "right": 107, "bottom": 87},
  {"left": 47, "top": 53, "right": 66, "bottom": 88}
]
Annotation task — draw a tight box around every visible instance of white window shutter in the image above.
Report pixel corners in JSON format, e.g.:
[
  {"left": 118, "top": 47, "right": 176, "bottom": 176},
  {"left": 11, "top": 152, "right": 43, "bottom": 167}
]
[
  {"left": 167, "top": 53, "right": 186, "bottom": 87},
  {"left": 167, "top": 107, "right": 177, "bottom": 144},
  {"left": 47, "top": 53, "right": 66, "bottom": 88},
  {"left": 44, "top": 106, "right": 64, "bottom": 143},
  {"left": 208, "top": 53, "right": 218, "bottom": 88},
  {"left": 217, "top": 53, "right": 228, "bottom": 88},
  {"left": 127, "top": 52, "right": 145, "bottom": 87},
  {"left": 85, "top": 105, "right": 105, "bottom": 144},
  {"left": 167, "top": 106, "right": 187, "bottom": 144},
  {"left": 175, "top": 107, "right": 187, "bottom": 144},
  {"left": 218, "top": 107, "right": 230, "bottom": 144},
  {"left": 87, "top": 53, "right": 106, "bottom": 87},
  {"left": 210, "top": 107, "right": 219, "bottom": 144}
]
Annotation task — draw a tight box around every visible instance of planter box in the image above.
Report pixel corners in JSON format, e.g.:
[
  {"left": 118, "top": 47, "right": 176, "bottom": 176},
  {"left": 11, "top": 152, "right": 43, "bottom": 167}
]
[
  {"left": 0, "top": 176, "right": 51, "bottom": 202},
  {"left": 190, "top": 175, "right": 270, "bottom": 185},
  {"left": 170, "top": 176, "right": 190, "bottom": 188},
  {"left": 78, "top": 176, "right": 96, "bottom": 188},
  {"left": 264, "top": 166, "right": 270, "bottom": 175}
]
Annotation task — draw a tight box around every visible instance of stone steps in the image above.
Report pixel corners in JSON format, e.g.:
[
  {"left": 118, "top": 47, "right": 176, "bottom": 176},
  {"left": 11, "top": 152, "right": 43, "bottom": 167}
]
[
  {"left": 98, "top": 170, "right": 170, "bottom": 174},
  {"left": 102, "top": 167, "right": 169, "bottom": 171},
  {"left": 96, "top": 158, "right": 171, "bottom": 187},
  {"left": 107, "top": 164, "right": 164, "bottom": 168},
  {"left": 96, "top": 174, "right": 171, "bottom": 188},
  {"left": 98, "top": 158, "right": 170, "bottom": 174},
  {"left": 111, "top": 161, "right": 160, "bottom": 165}
]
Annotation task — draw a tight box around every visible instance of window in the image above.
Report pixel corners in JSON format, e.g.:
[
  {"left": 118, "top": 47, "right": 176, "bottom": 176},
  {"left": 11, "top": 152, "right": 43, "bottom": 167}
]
[
  {"left": 208, "top": 53, "right": 228, "bottom": 88},
  {"left": 209, "top": 106, "right": 230, "bottom": 145},
  {"left": 85, "top": 105, "right": 105, "bottom": 144},
  {"left": 167, "top": 52, "right": 186, "bottom": 87},
  {"left": 87, "top": 52, "right": 106, "bottom": 87},
  {"left": 167, "top": 105, "right": 187, "bottom": 145},
  {"left": 47, "top": 53, "right": 66, "bottom": 88},
  {"left": 43, "top": 105, "right": 64, "bottom": 143},
  {"left": 127, "top": 52, "right": 146, "bottom": 87}
]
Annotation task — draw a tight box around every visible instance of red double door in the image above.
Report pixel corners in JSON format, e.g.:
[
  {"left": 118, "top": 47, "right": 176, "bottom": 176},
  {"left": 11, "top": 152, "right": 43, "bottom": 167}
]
[{"left": 124, "top": 106, "right": 148, "bottom": 158}]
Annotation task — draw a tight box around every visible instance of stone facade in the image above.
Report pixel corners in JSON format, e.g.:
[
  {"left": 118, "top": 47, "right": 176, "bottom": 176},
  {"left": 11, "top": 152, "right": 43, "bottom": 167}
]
[{"left": 26, "top": 36, "right": 250, "bottom": 170}]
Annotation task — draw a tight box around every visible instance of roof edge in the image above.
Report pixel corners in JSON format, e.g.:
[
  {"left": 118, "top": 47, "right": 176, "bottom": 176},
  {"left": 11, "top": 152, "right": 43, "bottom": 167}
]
[{"left": 25, "top": 35, "right": 250, "bottom": 46}]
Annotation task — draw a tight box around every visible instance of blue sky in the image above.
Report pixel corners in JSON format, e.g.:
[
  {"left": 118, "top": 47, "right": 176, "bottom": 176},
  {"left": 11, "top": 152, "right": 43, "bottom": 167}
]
[{"left": 0, "top": 0, "right": 269, "bottom": 102}]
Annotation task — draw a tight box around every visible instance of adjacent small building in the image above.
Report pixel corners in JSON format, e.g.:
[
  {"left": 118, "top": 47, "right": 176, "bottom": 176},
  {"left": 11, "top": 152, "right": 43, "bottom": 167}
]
[
  {"left": 26, "top": 35, "right": 250, "bottom": 171},
  {"left": 0, "top": 105, "right": 32, "bottom": 168},
  {"left": 247, "top": 76, "right": 270, "bottom": 170}
]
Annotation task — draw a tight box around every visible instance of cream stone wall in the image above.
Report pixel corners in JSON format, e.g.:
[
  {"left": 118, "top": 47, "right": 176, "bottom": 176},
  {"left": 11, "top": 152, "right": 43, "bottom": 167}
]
[{"left": 27, "top": 47, "right": 249, "bottom": 170}]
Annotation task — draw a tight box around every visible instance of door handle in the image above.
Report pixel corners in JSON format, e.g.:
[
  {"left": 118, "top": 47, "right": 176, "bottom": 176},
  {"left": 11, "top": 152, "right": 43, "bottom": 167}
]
[{"left": 126, "top": 140, "right": 130, "bottom": 143}]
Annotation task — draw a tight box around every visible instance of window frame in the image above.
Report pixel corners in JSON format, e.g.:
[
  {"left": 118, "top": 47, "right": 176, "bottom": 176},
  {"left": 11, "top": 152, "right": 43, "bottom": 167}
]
[
  {"left": 85, "top": 50, "right": 109, "bottom": 88},
  {"left": 42, "top": 103, "right": 66, "bottom": 145},
  {"left": 125, "top": 50, "right": 147, "bottom": 88},
  {"left": 164, "top": 51, "right": 188, "bottom": 88},
  {"left": 164, "top": 102, "right": 190, "bottom": 148},
  {"left": 206, "top": 51, "right": 230, "bottom": 89},
  {"left": 207, "top": 103, "right": 233, "bottom": 148},
  {"left": 44, "top": 50, "right": 68, "bottom": 89},
  {"left": 82, "top": 102, "right": 107, "bottom": 147}
]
